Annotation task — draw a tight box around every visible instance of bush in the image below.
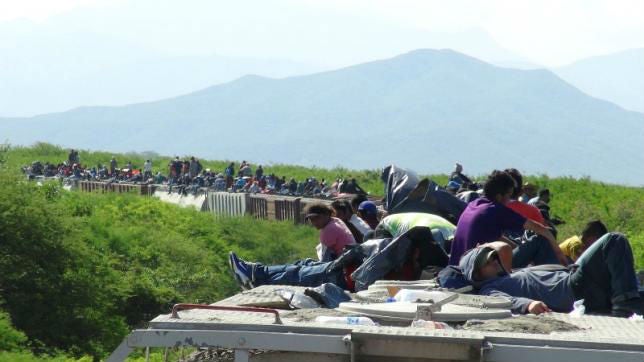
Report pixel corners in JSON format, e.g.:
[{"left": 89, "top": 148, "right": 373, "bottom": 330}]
[
  {"left": 0, "top": 173, "right": 128, "bottom": 358},
  {"left": 0, "top": 310, "right": 27, "bottom": 352},
  {"left": 0, "top": 166, "right": 318, "bottom": 358}
]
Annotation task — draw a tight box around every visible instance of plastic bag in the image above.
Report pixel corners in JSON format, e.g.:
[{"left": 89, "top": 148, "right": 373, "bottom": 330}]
[
  {"left": 304, "top": 283, "right": 352, "bottom": 308},
  {"left": 276, "top": 289, "right": 320, "bottom": 309},
  {"left": 569, "top": 299, "right": 585, "bottom": 318},
  {"left": 628, "top": 313, "right": 643, "bottom": 321}
]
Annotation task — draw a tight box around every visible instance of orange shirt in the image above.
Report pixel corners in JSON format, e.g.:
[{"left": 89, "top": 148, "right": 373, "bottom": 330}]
[{"left": 506, "top": 200, "right": 545, "bottom": 224}]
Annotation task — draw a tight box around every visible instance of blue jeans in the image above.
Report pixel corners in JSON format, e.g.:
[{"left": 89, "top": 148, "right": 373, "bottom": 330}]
[
  {"left": 569, "top": 233, "right": 640, "bottom": 312},
  {"left": 512, "top": 234, "right": 559, "bottom": 268},
  {"left": 253, "top": 258, "right": 346, "bottom": 288}
]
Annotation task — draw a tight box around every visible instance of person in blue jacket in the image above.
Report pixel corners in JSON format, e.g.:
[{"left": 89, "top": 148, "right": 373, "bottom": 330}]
[{"left": 439, "top": 232, "right": 642, "bottom": 317}]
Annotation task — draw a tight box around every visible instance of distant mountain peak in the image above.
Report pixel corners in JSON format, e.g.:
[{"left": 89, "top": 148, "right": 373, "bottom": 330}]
[
  {"left": 554, "top": 47, "right": 644, "bottom": 113},
  {"left": 1, "top": 48, "right": 642, "bottom": 186},
  {"left": 237, "top": 74, "right": 271, "bottom": 81},
  {"left": 397, "top": 48, "right": 478, "bottom": 60}
]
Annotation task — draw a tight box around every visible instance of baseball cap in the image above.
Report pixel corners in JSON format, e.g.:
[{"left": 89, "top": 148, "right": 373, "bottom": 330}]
[
  {"left": 358, "top": 201, "right": 377, "bottom": 215},
  {"left": 472, "top": 247, "right": 509, "bottom": 282},
  {"left": 473, "top": 247, "right": 498, "bottom": 276},
  {"left": 447, "top": 180, "right": 461, "bottom": 190}
]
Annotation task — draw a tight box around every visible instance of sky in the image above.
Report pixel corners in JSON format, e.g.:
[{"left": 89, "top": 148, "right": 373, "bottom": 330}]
[{"left": 1, "top": 0, "right": 643, "bottom": 67}]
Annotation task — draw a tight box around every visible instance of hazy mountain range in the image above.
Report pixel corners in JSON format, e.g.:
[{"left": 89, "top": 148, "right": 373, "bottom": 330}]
[
  {"left": 554, "top": 48, "right": 644, "bottom": 113},
  {"left": 0, "top": 18, "right": 537, "bottom": 117},
  {"left": 2, "top": 16, "right": 641, "bottom": 117},
  {"left": 0, "top": 28, "right": 322, "bottom": 117},
  {"left": 2, "top": 49, "right": 643, "bottom": 185}
]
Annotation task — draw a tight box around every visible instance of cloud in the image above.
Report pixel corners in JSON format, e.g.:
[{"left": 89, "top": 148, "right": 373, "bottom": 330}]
[
  {"left": 295, "top": 0, "right": 644, "bottom": 65},
  {"left": 1, "top": 0, "right": 642, "bottom": 66},
  {"left": 0, "top": 0, "right": 111, "bottom": 22}
]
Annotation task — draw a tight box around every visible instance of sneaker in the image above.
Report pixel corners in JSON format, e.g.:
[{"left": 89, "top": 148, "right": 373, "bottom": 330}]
[
  {"left": 228, "top": 252, "right": 254, "bottom": 290},
  {"left": 612, "top": 298, "right": 643, "bottom": 318}
]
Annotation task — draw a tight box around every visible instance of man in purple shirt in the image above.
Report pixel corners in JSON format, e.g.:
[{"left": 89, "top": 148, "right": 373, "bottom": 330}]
[{"left": 449, "top": 170, "right": 566, "bottom": 266}]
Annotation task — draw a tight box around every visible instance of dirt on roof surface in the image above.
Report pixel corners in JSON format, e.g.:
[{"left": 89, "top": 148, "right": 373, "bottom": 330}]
[{"left": 461, "top": 315, "right": 582, "bottom": 334}]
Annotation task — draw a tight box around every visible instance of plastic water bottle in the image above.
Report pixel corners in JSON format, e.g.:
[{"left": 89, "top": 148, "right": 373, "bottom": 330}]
[{"left": 315, "top": 316, "right": 377, "bottom": 326}]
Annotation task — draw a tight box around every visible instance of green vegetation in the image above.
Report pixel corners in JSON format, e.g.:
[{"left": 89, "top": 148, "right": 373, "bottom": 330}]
[
  {"left": 1, "top": 144, "right": 319, "bottom": 360},
  {"left": 524, "top": 175, "right": 644, "bottom": 265},
  {"left": 1, "top": 143, "right": 644, "bottom": 360}
]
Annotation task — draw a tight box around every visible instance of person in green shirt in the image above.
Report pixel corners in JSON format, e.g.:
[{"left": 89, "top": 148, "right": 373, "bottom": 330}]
[{"left": 374, "top": 212, "right": 456, "bottom": 251}]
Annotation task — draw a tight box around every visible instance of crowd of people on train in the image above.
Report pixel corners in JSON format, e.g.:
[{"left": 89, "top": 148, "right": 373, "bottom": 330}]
[
  {"left": 228, "top": 164, "right": 643, "bottom": 319},
  {"left": 22, "top": 150, "right": 154, "bottom": 183},
  {"left": 22, "top": 150, "right": 368, "bottom": 198},
  {"left": 21, "top": 151, "right": 644, "bottom": 317}
]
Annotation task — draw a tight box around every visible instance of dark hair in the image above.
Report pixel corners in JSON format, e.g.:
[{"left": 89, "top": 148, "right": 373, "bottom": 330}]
[
  {"left": 581, "top": 220, "right": 608, "bottom": 241},
  {"left": 483, "top": 170, "right": 516, "bottom": 200},
  {"left": 331, "top": 200, "right": 353, "bottom": 215},
  {"left": 538, "top": 189, "right": 550, "bottom": 198},
  {"left": 351, "top": 194, "right": 368, "bottom": 211},
  {"left": 504, "top": 168, "right": 523, "bottom": 199},
  {"left": 305, "top": 203, "right": 333, "bottom": 217}
]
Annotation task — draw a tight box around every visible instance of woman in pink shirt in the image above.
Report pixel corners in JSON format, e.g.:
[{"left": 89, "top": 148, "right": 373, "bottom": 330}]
[{"left": 306, "top": 203, "right": 356, "bottom": 261}]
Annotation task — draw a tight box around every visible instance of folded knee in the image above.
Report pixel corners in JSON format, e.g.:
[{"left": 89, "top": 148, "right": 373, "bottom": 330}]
[{"left": 604, "top": 232, "right": 629, "bottom": 246}]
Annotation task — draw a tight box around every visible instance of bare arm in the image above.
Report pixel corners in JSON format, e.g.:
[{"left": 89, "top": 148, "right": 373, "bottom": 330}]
[
  {"left": 523, "top": 219, "right": 568, "bottom": 266},
  {"left": 500, "top": 235, "right": 518, "bottom": 248}
]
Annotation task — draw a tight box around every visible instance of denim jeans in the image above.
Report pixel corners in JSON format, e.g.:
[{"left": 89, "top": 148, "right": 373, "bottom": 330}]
[
  {"left": 569, "top": 233, "right": 640, "bottom": 313},
  {"left": 512, "top": 234, "right": 559, "bottom": 268},
  {"left": 253, "top": 258, "right": 346, "bottom": 288}
]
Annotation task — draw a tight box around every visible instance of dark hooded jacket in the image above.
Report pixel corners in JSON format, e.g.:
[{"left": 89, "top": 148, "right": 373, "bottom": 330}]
[
  {"left": 439, "top": 247, "right": 575, "bottom": 314},
  {"left": 381, "top": 165, "right": 466, "bottom": 224}
]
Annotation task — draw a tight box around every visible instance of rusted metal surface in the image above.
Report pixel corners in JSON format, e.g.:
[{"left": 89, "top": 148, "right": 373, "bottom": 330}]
[
  {"left": 79, "top": 181, "right": 154, "bottom": 195},
  {"left": 78, "top": 182, "right": 352, "bottom": 224},
  {"left": 249, "top": 196, "right": 268, "bottom": 219}
]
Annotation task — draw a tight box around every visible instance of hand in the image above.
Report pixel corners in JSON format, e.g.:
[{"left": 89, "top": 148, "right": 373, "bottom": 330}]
[{"left": 528, "top": 301, "right": 551, "bottom": 315}]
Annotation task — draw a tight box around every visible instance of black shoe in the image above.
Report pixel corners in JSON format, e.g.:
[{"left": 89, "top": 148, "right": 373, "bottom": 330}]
[{"left": 612, "top": 298, "right": 643, "bottom": 318}]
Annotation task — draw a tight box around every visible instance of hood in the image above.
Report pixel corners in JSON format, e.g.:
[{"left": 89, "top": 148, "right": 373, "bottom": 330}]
[
  {"left": 381, "top": 164, "right": 420, "bottom": 212},
  {"left": 459, "top": 247, "right": 489, "bottom": 285},
  {"left": 437, "top": 266, "right": 470, "bottom": 290}
]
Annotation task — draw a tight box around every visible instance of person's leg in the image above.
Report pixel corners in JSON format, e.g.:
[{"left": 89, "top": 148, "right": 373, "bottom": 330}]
[
  {"left": 282, "top": 258, "right": 318, "bottom": 267},
  {"left": 405, "top": 227, "right": 449, "bottom": 269},
  {"left": 417, "top": 239, "right": 449, "bottom": 268},
  {"left": 569, "top": 233, "right": 641, "bottom": 314},
  {"left": 512, "top": 234, "right": 559, "bottom": 268},
  {"left": 253, "top": 260, "right": 343, "bottom": 287}
]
